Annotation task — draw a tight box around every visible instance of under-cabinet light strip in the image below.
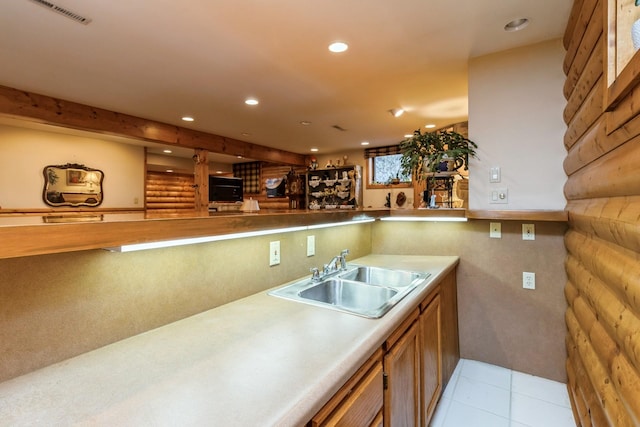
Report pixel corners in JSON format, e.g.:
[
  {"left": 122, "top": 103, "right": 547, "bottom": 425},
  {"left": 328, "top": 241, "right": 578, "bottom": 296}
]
[
  {"left": 307, "top": 218, "right": 375, "bottom": 230},
  {"left": 106, "top": 218, "right": 375, "bottom": 252},
  {"left": 380, "top": 217, "right": 467, "bottom": 222}
]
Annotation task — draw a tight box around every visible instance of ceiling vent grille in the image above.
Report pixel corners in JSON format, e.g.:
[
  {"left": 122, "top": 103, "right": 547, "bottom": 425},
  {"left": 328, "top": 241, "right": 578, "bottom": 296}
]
[
  {"left": 332, "top": 125, "right": 347, "bottom": 132},
  {"left": 28, "top": 0, "right": 92, "bottom": 25}
]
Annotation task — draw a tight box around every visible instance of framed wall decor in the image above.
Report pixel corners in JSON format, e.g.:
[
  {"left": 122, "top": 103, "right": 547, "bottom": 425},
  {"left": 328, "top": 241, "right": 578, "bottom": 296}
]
[{"left": 605, "top": 0, "right": 640, "bottom": 110}]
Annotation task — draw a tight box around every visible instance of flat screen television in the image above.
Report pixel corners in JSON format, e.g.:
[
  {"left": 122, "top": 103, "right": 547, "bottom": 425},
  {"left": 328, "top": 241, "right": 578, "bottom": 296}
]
[{"left": 209, "top": 176, "right": 243, "bottom": 203}]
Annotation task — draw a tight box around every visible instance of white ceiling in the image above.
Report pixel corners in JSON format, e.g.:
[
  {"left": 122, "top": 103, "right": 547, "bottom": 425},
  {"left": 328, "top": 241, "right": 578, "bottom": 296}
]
[{"left": 0, "top": 0, "right": 572, "bottom": 159}]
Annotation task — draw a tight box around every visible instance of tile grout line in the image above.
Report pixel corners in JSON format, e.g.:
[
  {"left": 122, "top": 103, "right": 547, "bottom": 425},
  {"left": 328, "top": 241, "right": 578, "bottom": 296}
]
[{"left": 508, "top": 367, "right": 514, "bottom": 425}]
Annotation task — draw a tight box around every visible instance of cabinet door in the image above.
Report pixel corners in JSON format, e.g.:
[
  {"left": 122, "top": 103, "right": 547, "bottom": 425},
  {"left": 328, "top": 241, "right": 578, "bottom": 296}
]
[
  {"left": 420, "top": 294, "right": 442, "bottom": 426},
  {"left": 384, "top": 320, "right": 420, "bottom": 427}
]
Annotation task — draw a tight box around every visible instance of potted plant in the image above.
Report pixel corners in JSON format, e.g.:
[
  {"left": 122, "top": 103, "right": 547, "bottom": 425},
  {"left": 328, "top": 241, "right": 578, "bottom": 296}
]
[{"left": 399, "top": 128, "right": 478, "bottom": 182}]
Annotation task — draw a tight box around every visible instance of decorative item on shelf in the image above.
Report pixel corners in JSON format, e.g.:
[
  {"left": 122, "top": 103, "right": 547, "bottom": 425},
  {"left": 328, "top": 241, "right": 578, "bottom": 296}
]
[
  {"left": 309, "top": 156, "right": 318, "bottom": 170},
  {"left": 633, "top": 0, "right": 640, "bottom": 50},
  {"left": 399, "top": 128, "right": 478, "bottom": 182},
  {"left": 241, "top": 198, "right": 260, "bottom": 212}
]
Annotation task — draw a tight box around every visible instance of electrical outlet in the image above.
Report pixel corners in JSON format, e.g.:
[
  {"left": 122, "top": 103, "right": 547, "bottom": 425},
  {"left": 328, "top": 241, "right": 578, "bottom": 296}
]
[
  {"left": 269, "top": 241, "right": 280, "bottom": 266},
  {"left": 306, "top": 235, "right": 315, "bottom": 257},
  {"left": 489, "top": 222, "right": 501, "bottom": 239},
  {"left": 522, "top": 224, "right": 535, "bottom": 240},
  {"left": 523, "top": 272, "right": 535, "bottom": 289}
]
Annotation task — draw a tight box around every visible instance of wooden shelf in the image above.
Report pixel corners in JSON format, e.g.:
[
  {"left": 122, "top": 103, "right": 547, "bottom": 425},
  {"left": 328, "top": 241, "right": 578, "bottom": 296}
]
[
  {"left": 0, "top": 210, "right": 385, "bottom": 260},
  {"left": 387, "top": 208, "right": 467, "bottom": 219},
  {"left": 465, "top": 210, "right": 568, "bottom": 222},
  {"left": 0, "top": 208, "right": 568, "bottom": 259}
]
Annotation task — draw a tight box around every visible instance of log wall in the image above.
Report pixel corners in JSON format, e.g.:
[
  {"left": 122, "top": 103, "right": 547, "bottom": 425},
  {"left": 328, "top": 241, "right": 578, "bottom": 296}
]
[
  {"left": 563, "top": 1, "right": 640, "bottom": 425},
  {"left": 145, "top": 171, "right": 195, "bottom": 214}
]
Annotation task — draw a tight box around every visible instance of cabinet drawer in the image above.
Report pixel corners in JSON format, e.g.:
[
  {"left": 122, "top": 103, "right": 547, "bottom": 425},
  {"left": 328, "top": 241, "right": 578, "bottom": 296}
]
[{"left": 311, "top": 351, "right": 384, "bottom": 427}]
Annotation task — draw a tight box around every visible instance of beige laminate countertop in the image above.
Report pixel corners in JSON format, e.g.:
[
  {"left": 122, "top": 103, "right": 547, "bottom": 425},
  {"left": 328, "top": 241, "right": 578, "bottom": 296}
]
[{"left": 0, "top": 255, "right": 458, "bottom": 427}]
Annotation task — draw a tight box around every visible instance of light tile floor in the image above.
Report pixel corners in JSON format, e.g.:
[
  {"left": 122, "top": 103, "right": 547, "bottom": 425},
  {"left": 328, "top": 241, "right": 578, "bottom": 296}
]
[{"left": 430, "top": 359, "right": 575, "bottom": 427}]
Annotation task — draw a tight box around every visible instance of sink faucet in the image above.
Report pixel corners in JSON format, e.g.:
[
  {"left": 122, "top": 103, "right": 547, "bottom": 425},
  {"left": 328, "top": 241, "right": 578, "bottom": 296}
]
[{"left": 312, "top": 249, "right": 350, "bottom": 281}]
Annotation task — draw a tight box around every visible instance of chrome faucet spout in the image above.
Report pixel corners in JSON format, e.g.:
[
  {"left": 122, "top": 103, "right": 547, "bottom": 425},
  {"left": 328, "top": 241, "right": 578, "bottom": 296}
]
[{"left": 312, "top": 249, "right": 351, "bottom": 281}]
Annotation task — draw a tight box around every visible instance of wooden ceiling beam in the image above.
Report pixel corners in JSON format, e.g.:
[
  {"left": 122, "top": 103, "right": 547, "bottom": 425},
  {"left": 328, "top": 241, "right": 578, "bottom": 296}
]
[{"left": 0, "top": 85, "right": 306, "bottom": 166}]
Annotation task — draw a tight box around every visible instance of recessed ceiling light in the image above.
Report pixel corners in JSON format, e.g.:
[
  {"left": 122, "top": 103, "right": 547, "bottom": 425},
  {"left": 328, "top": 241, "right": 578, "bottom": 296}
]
[
  {"left": 389, "top": 108, "right": 404, "bottom": 117},
  {"left": 241, "top": 132, "right": 251, "bottom": 136},
  {"left": 404, "top": 134, "right": 414, "bottom": 138},
  {"left": 245, "top": 98, "right": 259, "bottom": 106},
  {"left": 237, "top": 155, "right": 244, "bottom": 159},
  {"left": 216, "top": 170, "right": 223, "bottom": 174},
  {"left": 310, "top": 148, "right": 319, "bottom": 152},
  {"left": 328, "top": 41, "right": 349, "bottom": 53},
  {"left": 504, "top": 18, "right": 529, "bottom": 32},
  {"left": 181, "top": 116, "right": 194, "bottom": 122},
  {"left": 425, "top": 124, "right": 436, "bottom": 129},
  {"left": 361, "top": 141, "right": 370, "bottom": 146},
  {"left": 166, "top": 169, "right": 174, "bottom": 173},
  {"left": 163, "top": 149, "right": 172, "bottom": 154},
  {"left": 300, "top": 121, "right": 312, "bottom": 126}
]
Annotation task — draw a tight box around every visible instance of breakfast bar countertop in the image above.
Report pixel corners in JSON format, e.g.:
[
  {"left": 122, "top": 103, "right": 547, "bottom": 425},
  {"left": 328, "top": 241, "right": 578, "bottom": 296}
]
[{"left": 0, "top": 255, "right": 458, "bottom": 427}]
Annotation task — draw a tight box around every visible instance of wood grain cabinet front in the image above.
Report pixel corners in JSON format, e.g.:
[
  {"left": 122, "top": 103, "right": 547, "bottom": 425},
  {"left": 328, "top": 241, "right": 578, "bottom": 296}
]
[
  {"left": 309, "top": 269, "right": 458, "bottom": 427},
  {"left": 310, "top": 349, "right": 384, "bottom": 427}
]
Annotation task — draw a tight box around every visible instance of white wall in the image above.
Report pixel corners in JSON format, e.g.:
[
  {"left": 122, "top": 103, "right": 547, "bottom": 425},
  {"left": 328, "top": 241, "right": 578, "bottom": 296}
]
[
  {"left": 468, "top": 39, "right": 567, "bottom": 210},
  {"left": 0, "top": 124, "right": 145, "bottom": 209}
]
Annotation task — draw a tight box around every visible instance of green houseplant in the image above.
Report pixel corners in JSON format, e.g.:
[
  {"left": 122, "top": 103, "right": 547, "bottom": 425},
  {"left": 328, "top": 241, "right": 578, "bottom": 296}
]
[{"left": 399, "top": 129, "right": 478, "bottom": 182}]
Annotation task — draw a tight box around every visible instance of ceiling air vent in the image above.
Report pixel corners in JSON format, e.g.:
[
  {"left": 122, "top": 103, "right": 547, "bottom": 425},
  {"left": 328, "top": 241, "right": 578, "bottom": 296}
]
[
  {"left": 332, "top": 125, "right": 347, "bottom": 132},
  {"left": 28, "top": 0, "right": 92, "bottom": 25}
]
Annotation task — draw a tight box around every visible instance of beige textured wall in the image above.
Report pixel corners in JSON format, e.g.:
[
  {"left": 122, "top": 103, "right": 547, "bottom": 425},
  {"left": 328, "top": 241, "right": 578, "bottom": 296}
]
[
  {"left": 372, "top": 219, "right": 568, "bottom": 382},
  {"left": 0, "top": 223, "right": 371, "bottom": 382}
]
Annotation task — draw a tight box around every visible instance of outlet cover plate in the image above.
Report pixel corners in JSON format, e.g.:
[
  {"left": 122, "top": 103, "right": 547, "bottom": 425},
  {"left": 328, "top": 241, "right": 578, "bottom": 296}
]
[
  {"left": 489, "top": 222, "right": 501, "bottom": 239},
  {"left": 306, "top": 235, "right": 315, "bottom": 257},
  {"left": 269, "top": 241, "right": 280, "bottom": 266},
  {"left": 523, "top": 272, "right": 535, "bottom": 289},
  {"left": 522, "top": 224, "right": 535, "bottom": 240}
]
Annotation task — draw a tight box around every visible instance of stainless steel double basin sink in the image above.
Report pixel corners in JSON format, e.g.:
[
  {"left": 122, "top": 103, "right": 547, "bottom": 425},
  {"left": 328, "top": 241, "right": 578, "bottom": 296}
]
[{"left": 269, "top": 265, "right": 430, "bottom": 318}]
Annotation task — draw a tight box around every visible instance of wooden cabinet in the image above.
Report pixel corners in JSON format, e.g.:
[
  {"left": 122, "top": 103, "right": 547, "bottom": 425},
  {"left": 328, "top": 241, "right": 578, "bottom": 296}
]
[
  {"left": 309, "top": 269, "right": 458, "bottom": 427},
  {"left": 310, "top": 349, "right": 384, "bottom": 427},
  {"left": 383, "top": 313, "right": 420, "bottom": 427},
  {"left": 383, "top": 292, "right": 443, "bottom": 427},
  {"left": 420, "top": 294, "right": 442, "bottom": 425}
]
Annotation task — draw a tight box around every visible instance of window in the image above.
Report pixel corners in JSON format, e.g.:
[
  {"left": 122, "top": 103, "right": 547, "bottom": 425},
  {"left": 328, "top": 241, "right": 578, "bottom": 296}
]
[{"left": 365, "top": 145, "right": 411, "bottom": 187}]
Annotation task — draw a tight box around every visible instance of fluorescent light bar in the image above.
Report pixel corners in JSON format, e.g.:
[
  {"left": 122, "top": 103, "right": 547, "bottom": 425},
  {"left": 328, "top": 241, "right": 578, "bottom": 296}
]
[
  {"left": 307, "top": 218, "right": 375, "bottom": 230},
  {"left": 380, "top": 217, "right": 467, "bottom": 222},
  {"left": 108, "top": 226, "right": 307, "bottom": 252},
  {"left": 106, "top": 218, "right": 376, "bottom": 252}
]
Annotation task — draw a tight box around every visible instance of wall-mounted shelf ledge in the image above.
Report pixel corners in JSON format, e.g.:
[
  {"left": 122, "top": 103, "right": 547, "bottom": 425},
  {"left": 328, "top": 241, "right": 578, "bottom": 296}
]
[
  {"left": 465, "top": 209, "right": 568, "bottom": 222},
  {"left": 0, "top": 208, "right": 567, "bottom": 259},
  {"left": 0, "top": 210, "right": 385, "bottom": 260}
]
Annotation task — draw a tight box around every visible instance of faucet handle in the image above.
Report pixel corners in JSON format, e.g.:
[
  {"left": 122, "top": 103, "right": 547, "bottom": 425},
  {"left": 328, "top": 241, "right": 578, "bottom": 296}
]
[
  {"left": 310, "top": 267, "right": 320, "bottom": 280},
  {"left": 340, "top": 249, "right": 349, "bottom": 269}
]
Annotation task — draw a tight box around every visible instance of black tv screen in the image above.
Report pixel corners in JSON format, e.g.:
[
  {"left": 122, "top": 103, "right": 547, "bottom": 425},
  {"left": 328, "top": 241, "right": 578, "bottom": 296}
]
[{"left": 209, "top": 176, "right": 243, "bottom": 202}]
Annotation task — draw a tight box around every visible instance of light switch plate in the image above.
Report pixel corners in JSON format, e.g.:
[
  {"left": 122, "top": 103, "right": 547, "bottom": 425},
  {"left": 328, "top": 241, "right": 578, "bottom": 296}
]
[
  {"left": 489, "top": 222, "right": 501, "bottom": 239},
  {"left": 306, "top": 235, "right": 315, "bottom": 257},
  {"left": 269, "top": 241, "right": 280, "bottom": 266},
  {"left": 490, "top": 188, "right": 508, "bottom": 204},
  {"left": 490, "top": 167, "right": 501, "bottom": 183}
]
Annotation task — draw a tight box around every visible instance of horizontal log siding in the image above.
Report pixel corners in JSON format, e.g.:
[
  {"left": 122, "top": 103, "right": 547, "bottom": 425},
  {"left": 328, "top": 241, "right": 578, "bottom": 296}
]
[
  {"left": 563, "top": 1, "right": 640, "bottom": 425},
  {"left": 146, "top": 171, "right": 195, "bottom": 214}
]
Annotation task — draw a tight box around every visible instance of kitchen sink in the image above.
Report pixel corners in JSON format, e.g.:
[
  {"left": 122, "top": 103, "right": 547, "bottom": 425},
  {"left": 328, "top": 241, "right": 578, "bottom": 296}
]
[
  {"left": 268, "top": 264, "right": 430, "bottom": 318},
  {"left": 339, "top": 265, "right": 427, "bottom": 288}
]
